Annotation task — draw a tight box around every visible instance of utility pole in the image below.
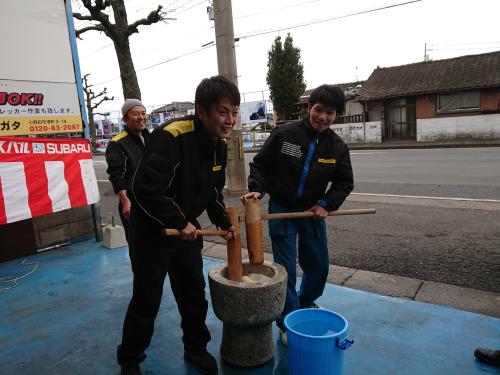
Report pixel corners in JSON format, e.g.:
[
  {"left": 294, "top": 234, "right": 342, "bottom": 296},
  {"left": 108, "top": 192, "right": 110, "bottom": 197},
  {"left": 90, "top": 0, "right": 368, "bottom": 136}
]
[{"left": 213, "top": 0, "right": 247, "bottom": 193}]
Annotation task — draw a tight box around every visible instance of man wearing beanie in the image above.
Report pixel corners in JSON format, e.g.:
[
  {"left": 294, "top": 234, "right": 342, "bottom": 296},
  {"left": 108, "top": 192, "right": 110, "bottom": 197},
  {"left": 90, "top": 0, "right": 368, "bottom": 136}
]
[
  {"left": 105, "top": 98, "right": 150, "bottom": 243},
  {"left": 116, "top": 76, "right": 240, "bottom": 375}
]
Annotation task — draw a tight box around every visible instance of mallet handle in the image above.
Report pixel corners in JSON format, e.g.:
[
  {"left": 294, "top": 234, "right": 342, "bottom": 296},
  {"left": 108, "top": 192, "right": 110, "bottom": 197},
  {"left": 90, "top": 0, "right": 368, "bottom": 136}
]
[
  {"left": 163, "top": 229, "right": 230, "bottom": 237},
  {"left": 163, "top": 209, "right": 376, "bottom": 236},
  {"left": 263, "top": 208, "right": 376, "bottom": 220},
  {"left": 238, "top": 208, "right": 376, "bottom": 221}
]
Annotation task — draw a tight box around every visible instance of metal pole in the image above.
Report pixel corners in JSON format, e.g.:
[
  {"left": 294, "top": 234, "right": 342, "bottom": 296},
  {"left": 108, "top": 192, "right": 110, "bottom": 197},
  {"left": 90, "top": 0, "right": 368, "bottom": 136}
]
[{"left": 213, "top": 0, "right": 247, "bottom": 193}]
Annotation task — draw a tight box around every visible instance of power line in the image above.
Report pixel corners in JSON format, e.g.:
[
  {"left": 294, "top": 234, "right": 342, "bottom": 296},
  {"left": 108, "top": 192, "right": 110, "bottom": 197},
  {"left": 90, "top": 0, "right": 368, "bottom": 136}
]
[
  {"left": 173, "top": 0, "right": 202, "bottom": 10},
  {"left": 90, "top": 0, "right": 424, "bottom": 86},
  {"left": 80, "top": 43, "right": 114, "bottom": 59},
  {"left": 93, "top": 44, "right": 214, "bottom": 86},
  {"left": 170, "top": 0, "right": 206, "bottom": 17},
  {"left": 237, "top": 0, "right": 422, "bottom": 40},
  {"left": 429, "top": 47, "right": 500, "bottom": 51},
  {"left": 429, "top": 41, "right": 500, "bottom": 47},
  {"left": 234, "top": 0, "right": 320, "bottom": 20},
  {"left": 76, "top": 1, "right": 180, "bottom": 59}
]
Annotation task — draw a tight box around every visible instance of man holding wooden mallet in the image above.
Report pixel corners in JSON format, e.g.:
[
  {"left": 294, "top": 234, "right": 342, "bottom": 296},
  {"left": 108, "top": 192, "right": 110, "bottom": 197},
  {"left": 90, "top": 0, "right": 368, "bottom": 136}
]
[
  {"left": 241, "top": 84, "right": 354, "bottom": 346},
  {"left": 117, "top": 76, "right": 238, "bottom": 375}
]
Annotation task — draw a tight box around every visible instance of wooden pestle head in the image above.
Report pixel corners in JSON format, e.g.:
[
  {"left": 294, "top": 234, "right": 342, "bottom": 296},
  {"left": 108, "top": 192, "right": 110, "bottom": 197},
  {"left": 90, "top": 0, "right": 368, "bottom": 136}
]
[
  {"left": 226, "top": 205, "right": 243, "bottom": 281},
  {"left": 244, "top": 198, "right": 264, "bottom": 265}
]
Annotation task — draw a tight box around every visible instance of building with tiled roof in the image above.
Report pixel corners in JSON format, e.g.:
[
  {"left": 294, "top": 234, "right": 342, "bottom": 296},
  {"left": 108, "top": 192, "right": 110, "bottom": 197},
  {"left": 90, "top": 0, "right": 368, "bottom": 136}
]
[
  {"left": 360, "top": 51, "right": 500, "bottom": 100},
  {"left": 357, "top": 51, "right": 500, "bottom": 143},
  {"left": 301, "top": 51, "right": 500, "bottom": 144}
]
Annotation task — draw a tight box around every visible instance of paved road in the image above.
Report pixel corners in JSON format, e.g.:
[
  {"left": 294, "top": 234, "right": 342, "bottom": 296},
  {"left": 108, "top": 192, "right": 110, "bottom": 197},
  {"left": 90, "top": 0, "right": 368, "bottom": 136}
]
[
  {"left": 94, "top": 147, "right": 500, "bottom": 293},
  {"left": 350, "top": 148, "right": 500, "bottom": 199}
]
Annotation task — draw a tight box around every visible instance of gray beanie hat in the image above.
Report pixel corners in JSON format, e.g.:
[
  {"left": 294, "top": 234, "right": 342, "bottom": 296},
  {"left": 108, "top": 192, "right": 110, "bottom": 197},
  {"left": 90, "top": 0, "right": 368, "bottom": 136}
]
[{"left": 121, "top": 98, "right": 146, "bottom": 117}]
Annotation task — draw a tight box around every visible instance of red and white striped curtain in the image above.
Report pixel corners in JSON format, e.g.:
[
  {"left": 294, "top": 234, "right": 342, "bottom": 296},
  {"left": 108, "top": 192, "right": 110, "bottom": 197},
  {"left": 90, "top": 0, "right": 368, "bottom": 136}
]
[{"left": 0, "top": 137, "right": 99, "bottom": 225}]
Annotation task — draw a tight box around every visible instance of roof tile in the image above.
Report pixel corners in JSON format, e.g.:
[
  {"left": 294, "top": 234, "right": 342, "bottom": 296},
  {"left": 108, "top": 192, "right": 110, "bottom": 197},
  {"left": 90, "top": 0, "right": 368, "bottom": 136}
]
[{"left": 359, "top": 50, "right": 500, "bottom": 100}]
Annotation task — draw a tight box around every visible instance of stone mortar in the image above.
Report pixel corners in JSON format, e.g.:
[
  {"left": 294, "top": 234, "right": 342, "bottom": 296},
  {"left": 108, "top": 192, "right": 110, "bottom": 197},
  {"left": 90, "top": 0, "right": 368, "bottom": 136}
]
[{"left": 208, "top": 261, "right": 287, "bottom": 367}]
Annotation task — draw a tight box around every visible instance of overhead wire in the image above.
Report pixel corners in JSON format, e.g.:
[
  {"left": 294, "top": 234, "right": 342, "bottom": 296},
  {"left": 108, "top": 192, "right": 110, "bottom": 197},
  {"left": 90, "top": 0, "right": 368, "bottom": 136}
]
[
  {"left": 86, "top": 0, "right": 424, "bottom": 85},
  {"left": 234, "top": 0, "right": 320, "bottom": 20},
  {"left": 429, "top": 41, "right": 500, "bottom": 46},
  {"left": 77, "top": 0, "right": 207, "bottom": 60},
  {"left": 94, "top": 44, "right": 215, "bottom": 86},
  {"left": 237, "top": 0, "right": 423, "bottom": 40},
  {"left": 169, "top": 0, "right": 207, "bottom": 17}
]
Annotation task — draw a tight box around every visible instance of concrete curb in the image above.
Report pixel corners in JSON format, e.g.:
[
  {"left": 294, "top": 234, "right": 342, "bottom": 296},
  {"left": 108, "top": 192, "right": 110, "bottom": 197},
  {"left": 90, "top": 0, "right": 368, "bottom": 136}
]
[
  {"left": 95, "top": 139, "right": 500, "bottom": 156},
  {"left": 244, "top": 139, "right": 500, "bottom": 152},
  {"left": 201, "top": 241, "right": 500, "bottom": 318}
]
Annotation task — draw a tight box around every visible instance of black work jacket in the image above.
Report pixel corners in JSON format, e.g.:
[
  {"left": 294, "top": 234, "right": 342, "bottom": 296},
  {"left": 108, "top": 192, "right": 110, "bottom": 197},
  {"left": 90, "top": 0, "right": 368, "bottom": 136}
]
[
  {"left": 105, "top": 127, "right": 150, "bottom": 194},
  {"left": 248, "top": 117, "right": 354, "bottom": 211},
  {"left": 131, "top": 115, "right": 230, "bottom": 231}
]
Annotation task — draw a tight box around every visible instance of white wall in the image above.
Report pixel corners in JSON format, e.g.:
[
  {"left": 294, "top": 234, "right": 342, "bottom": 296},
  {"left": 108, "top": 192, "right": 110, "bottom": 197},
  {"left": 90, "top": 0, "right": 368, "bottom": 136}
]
[
  {"left": 417, "top": 114, "right": 500, "bottom": 141},
  {"left": 331, "top": 121, "right": 382, "bottom": 144},
  {"left": 0, "top": 0, "right": 75, "bottom": 83},
  {"left": 344, "top": 101, "right": 364, "bottom": 116}
]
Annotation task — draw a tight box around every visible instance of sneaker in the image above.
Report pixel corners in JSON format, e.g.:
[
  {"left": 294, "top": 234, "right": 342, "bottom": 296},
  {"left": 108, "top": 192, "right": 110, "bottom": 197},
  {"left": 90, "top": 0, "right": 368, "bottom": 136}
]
[
  {"left": 121, "top": 364, "right": 142, "bottom": 375},
  {"left": 474, "top": 347, "right": 500, "bottom": 367},
  {"left": 279, "top": 329, "right": 288, "bottom": 347},
  {"left": 184, "top": 349, "right": 218, "bottom": 374}
]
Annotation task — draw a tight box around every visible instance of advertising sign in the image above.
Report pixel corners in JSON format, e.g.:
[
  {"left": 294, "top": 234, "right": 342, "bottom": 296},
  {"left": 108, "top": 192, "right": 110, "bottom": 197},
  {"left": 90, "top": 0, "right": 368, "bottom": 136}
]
[
  {"left": 0, "top": 137, "right": 99, "bottom": 225},
  {"left": 0, "top": 0, "right": 84, "bottom": 136},
  {"left": 240, "top": 101, "right": 267, "bottom": 124},
  {"left": 0, "top": 80, "right": 83, "bottom": 136}
]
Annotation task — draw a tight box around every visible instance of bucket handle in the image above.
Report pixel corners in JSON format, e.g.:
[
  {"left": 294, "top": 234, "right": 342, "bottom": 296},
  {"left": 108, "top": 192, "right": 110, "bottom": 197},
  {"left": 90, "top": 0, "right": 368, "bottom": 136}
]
[{"left": 336, "top": 338, "right": 354, "bottom": 350}]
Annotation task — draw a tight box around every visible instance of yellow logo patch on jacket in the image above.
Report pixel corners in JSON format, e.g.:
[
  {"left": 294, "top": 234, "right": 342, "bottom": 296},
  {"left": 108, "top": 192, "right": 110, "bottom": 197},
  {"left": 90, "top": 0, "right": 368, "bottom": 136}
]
[
  {"left": 213, "top": 165, "right": 222, "bottom": 171},
  {"left": 164, "top": 120, "right": 195, "bottom": 137},
  {"left": 111, "top": 131, "right": 128, "bottom": 142},
  {"left": 318, "top": 158, "right": 336, "bottom": 164}
]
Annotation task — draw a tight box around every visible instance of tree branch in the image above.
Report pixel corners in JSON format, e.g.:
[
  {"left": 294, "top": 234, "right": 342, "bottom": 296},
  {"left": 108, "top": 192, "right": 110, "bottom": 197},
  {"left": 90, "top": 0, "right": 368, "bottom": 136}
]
[
  {"left": 90, "top": 0, "right": 110, "bottom": 11},
  {"left": 78, "top": 0, "right": 118, "bottom": 40},
  {"left": 127, "top": 5, "right": 165, "bottom": 35},
  {"left": 92, "top": 96, "right": 115, "bottom": 110},
  {"left": 73, "top": 12, "right": 94, "bottom": 21},
  {"left": 75, "top": 24, "right": 106, "bottom": 38},
  {"left": 92, "top": 88, "right": 109, "bottom": 100}
]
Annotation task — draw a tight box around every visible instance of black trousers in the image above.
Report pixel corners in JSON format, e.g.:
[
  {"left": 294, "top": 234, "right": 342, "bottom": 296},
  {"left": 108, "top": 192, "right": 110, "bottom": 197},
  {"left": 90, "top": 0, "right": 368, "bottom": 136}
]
[
  {"left": 118, "top": 201, "right": 129, "bottom": 241},
  {"left": 117, "top": 217, "right": 210, "bottom": 366}
]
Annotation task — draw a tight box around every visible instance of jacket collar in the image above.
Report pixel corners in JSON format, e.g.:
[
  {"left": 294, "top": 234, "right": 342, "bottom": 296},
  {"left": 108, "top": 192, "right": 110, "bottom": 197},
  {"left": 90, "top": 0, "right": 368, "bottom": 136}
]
[
  {"left": 300, "top": 116, "right": 331, "bottom": 141},
  {"left": 124, "top": 126, "right": 149, "bottom": 139},
  {"left": 194, "top": 115, "right": 224, "bottom": 152}
]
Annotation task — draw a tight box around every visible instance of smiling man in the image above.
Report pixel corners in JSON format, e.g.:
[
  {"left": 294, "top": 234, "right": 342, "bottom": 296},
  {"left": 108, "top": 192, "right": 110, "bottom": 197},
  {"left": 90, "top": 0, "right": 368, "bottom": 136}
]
[
  {"left": 116, "top": 76, "right": 239, "bottom": 375},
  {"left": 241, "top": 84, "right": 354, "bottom": 347},
  {"left": 106, "top": 99, "right": 150, "bottom": 242}
]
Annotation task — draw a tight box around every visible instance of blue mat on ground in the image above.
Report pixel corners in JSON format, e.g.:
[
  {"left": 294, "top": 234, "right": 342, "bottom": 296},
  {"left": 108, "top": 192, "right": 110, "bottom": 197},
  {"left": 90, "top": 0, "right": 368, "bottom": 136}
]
[{"left": 0, "top": 240, "right": 498, "bottom": 375}]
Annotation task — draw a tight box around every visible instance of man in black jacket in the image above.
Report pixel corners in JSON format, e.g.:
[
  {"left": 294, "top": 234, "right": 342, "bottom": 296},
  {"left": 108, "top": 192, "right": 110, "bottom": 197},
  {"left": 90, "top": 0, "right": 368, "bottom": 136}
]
[
  {"left": 117, "top": 76, "right": 239, "bottom": 375},
  {"left": 241, "top": 85, "right": 354, "bottom": 346},
  {"left": 105, "top": 99, "right": 150, "bottom": 241}
]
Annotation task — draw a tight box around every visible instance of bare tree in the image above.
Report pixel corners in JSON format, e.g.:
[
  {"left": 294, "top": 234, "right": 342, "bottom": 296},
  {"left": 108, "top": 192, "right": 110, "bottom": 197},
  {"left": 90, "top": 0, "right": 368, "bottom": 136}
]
[
  {"left": 82, "top": 73, "right": 114, "bottom": 149},
  {"left": 73, "top": 0, "right": 170, "bottom": 99}
]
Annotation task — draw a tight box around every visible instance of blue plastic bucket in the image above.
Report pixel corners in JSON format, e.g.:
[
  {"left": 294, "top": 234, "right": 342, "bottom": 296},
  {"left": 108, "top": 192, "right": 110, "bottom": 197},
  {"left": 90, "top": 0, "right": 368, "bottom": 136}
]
[{"left": 284, "top": 308, "right": 353, "bottom": 375}]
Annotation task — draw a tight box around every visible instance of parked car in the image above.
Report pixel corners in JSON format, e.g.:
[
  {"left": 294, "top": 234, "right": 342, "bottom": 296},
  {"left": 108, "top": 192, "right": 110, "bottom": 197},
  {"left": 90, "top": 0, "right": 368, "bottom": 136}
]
[{"left": 95, "top": 138, "right": 110, "bottom": 153}]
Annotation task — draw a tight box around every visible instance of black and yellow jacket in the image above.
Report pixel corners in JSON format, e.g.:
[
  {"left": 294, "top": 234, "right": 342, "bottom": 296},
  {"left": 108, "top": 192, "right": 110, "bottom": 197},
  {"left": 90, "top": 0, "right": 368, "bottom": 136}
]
[
  {"left": 105, "top": 127, "right": 150, "bottom": 194},
  {"left": 131, "top": 115, "right": 230, "bottom": 231},
  {"left": 248, "top": 117, "right": 354, "bottom": 211}
]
